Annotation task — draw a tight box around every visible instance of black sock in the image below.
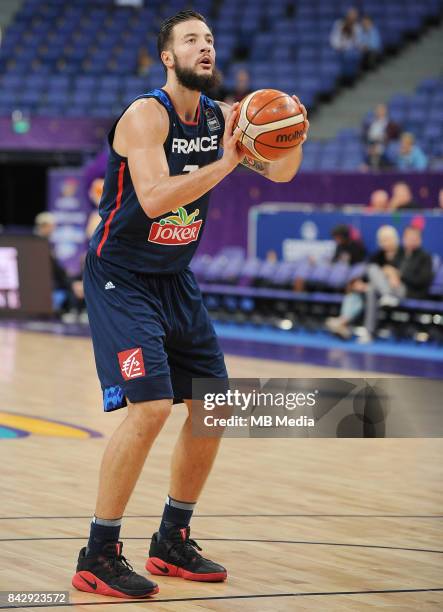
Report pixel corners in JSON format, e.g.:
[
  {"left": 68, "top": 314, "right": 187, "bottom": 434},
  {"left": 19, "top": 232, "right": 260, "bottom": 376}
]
[
  {"left": 158, "top": 495, "right": 195, "bottom": 539},
  {"left": 86, "top": 515, "right": 122, "bottom": 556}
]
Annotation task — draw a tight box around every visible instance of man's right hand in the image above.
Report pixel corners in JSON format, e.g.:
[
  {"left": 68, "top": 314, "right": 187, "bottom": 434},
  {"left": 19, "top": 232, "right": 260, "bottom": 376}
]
[{"left": 221, "top": 102, "right": 243, "bottom": 173}]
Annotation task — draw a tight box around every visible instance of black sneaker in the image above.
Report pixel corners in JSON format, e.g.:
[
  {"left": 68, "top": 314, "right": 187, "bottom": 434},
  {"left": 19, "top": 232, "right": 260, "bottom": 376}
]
[
  {"left": 146, "top": 526, "right": 227, "bottom": 582},
  {"left": 72, "top": 541, "right": 159, "bottom": 598}
]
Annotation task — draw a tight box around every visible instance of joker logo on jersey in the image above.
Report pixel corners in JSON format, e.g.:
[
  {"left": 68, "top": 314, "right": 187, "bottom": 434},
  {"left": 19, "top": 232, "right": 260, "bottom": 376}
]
[{"left": 148, "top": 207, "right": 203, "bottom": 246}]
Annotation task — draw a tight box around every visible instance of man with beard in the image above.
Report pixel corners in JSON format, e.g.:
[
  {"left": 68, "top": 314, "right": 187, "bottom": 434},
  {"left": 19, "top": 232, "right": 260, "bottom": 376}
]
[{"left": 72, "top": 10, "right": 308, "bottom": 598}]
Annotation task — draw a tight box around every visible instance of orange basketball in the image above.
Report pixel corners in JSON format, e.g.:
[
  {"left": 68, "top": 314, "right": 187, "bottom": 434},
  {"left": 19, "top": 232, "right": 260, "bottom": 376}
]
[{"left": 233, "top": 89, "right": 306, "bottom": 162}]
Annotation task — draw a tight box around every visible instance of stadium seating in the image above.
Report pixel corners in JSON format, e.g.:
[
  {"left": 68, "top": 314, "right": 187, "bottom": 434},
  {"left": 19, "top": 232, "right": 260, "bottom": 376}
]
[
  {"left": 190, "top": 248, "right": 443, "bottom": 341},
  {"left": 301, "top": 77, "right": 443, "bottom": 171},
  {"left": 0, "top": 0, "right": 442, "bottom": 122}
]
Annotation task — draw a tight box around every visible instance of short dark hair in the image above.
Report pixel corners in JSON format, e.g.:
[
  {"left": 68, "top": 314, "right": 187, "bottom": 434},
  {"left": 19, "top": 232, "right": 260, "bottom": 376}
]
[
  {"left": 332, "top": 224, "right": 350, "bottom": 240},
  {"left": 157, "top": 10, "right": 208, "bottom": 61},
  {"left": 404, "top": 225, "right": 421, "bottom": 235}
]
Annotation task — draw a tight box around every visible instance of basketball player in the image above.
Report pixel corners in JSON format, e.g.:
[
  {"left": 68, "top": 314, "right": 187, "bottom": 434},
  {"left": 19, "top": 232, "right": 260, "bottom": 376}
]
[{"left": 72, "top": 10, "right": 309, "bottom": 598}]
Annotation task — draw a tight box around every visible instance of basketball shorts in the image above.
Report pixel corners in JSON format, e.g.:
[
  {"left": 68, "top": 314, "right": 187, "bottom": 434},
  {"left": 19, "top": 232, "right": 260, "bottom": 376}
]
[{"left": 84, "top": 250, "right": 228, "bottom": 412}]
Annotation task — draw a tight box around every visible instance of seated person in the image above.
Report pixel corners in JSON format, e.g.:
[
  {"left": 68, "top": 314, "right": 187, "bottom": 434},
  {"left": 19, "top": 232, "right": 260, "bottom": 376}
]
[
  {"left": 394, "top": 132, "right": 428, "bottom": 171},
  {"left": 327, "top": 226, "right": 433, "bottom": 341},
  {"left": 330, "top": 7, "right": 361, "bottom": 51},
  {"left": 365, "top": 189, "right": 389, "bottom": 212},
  {"left": 357, "top": 15, "right": 382, "bottom": 69},
  {"left": 294, "top": 224, "right": 366, "bottom": 292},
  {"left": 34, "top": 212, "right": 85, "bottom": 317},
  {"left": 326, "top": 225, "right": 401, "bottom": 338},
  {"left": 389, "top": 181, "right": 420, "bottom": 211},
  {"left": 363, "top": 103, "right": 400, "bottom": 170},
  {"left": 331, "top": 224, "right": 366, "bottom": 264},
  {"left": 361, "top": 225, "right": 433, "bottom": 342}
]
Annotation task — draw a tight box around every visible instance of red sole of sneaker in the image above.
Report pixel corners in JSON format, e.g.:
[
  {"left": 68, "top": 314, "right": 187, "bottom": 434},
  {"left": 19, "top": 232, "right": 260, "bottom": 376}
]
[
  {"left": 72, "top": 571, "right": 159, "bottom": 598},
  {"left": 145, "top": 557, "right": 227, "bottom": 582}
]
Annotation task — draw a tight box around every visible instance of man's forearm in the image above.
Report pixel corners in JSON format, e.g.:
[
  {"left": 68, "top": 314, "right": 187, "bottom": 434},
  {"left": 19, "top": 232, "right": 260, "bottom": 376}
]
[
  {"left": 267, "top": 146, "right": 303, "bottom": 183},
  {"left": 141, "top": 158, "right": 231, "bottom": 218}
]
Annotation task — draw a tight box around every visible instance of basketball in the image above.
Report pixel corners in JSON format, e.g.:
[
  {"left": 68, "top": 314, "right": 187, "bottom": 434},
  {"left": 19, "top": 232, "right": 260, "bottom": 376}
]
[{"left": 234, "top": 89, "right": 306, "bottom": 162}]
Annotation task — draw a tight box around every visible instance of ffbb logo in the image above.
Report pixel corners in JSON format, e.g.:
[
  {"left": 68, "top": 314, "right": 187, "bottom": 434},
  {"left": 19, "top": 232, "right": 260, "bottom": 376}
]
[{"left": 148, "top": 207, "right": 203, "bottom": 246}]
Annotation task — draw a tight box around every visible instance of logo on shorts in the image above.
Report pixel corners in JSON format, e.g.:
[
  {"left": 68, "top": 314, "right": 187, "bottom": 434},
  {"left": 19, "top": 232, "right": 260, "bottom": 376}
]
[
  {"left": 105, "top": 281, "right": 115, "bottom": 290},
  {"left": 148, "top": 207, "right": 203, "bottom": 246},
  {"left": 118, "top": 347, "right": 146, "bottom": 380}
]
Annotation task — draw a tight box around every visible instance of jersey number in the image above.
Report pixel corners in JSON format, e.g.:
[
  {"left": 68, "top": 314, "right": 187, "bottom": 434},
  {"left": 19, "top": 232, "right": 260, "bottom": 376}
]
[{"left": 182, "top": 165, "right": 199, "bottom": 174}]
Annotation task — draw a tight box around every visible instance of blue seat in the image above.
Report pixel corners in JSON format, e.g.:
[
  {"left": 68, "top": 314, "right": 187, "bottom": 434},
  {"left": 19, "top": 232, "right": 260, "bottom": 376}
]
[
  {"left": 2, "top": 74, "right": 23, "bottom": 90},
  {"left": 307, "top": 262, "right": 333, "bottom": 286},
  {"left": 47, "top": 91, "right": 70, "bottom": 105},
  {"left": 21, "top": 91, "right": 42, "bottom": 105},
  {"left": 271, "top": 262, "right": 298, "bottom": 286},
  {"left": 36, "top": 105, "right": 64, "bottom": 117}
]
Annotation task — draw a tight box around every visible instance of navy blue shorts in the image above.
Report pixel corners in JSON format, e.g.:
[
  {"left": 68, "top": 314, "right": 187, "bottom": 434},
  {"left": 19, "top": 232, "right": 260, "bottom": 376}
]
[{"left": 84, "top": 250, "right": 227, "bottom": 411}]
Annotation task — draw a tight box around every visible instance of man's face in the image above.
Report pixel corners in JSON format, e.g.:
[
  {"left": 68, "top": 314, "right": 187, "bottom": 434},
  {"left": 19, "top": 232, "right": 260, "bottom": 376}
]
[
  {"left": 400, "top": 135, "right": 413, "bottom": 154},
  {"left": 371, "top": 190, "right": 388, "bottom": 209},
  {"left": 347, "top": 8, "right": 358, "bottom": 23},
  {"left": 379, "top": 233, "right": 397, "bottom": 252},
  {"left": 165, "top": 19, "right": 220, "bottom": 93},
  {"left": 375, "top": 104, "right": 386, "bottom": 119},
  {"left": 37, "top": 222, "right": 55, "bottom": 239},
  {"left": 403, "top": 228, "right": 421, "bottom": 251},
  {"left": 333, "top": 235, "right": 345, "bottom": 246},
  {"left": 393, "top": 183, "right": 411, "bottom": 204}
]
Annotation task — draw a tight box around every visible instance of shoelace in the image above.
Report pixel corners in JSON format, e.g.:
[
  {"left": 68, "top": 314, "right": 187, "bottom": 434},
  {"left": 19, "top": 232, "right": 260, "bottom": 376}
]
[
  {"left": 108, "top": 553, "right": 134, "bottom": 576},
  {"left": 170, "top": 536, "right": 203, "bottom": 563}
]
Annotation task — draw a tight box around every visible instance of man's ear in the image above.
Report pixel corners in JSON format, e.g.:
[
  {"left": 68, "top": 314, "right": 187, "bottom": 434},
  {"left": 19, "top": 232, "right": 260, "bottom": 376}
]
[{"left": 161, "top": 50, "right": 174, "bottom": 70}]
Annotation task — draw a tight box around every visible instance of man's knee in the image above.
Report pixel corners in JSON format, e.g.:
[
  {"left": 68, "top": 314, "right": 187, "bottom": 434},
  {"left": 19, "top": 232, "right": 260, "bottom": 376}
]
[{"left": 127, "top": 398, "right": 172, "bottom": 432}]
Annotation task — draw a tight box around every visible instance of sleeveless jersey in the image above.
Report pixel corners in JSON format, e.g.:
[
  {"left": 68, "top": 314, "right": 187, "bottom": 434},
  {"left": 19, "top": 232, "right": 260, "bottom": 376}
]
[{"left": 90, "top": 88, "right": 225, "bottom": 274}]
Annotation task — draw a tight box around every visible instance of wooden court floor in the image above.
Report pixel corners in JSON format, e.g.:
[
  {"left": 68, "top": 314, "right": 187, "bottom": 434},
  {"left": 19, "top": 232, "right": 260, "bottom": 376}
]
[{"left": 0, "top": 327, "right": 442, "bottom": 611}]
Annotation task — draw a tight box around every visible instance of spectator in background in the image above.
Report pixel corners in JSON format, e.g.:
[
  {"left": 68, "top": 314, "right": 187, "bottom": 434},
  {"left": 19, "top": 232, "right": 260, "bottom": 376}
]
[
  {"left": 137, "top": 47, "right": 154, "bottom": 77},
  {"left": 365, "top": 189, "right": 390, "bottom": 212},
  {"left": 394, "top": 132, "right": 428, "bottom": 171},
  {"left": 331, "top": 224, "right": 366, "bottom": 264},
  {"left": 389, "top": 181, "right": 419, "bottom": 211},
  {"left": 294, "top": 224, "right": 366, "bottom": 292},
  {"left": 357, "top": 15, "right": 382, "bottom": 69},
  {"left": 359, "top": 226, "right": 433, "bottom": 342},
  {"left": 86, "top": 177, "right": 104, "bottom": 239},
  {"left": 438, "top": 188, "right": 443, "bottom": 209},
  {"left": 330, "top": 7, "right": 361, "bottom": 51},
  {"left": 326, "top": 225, "right": 401, "bottom": 339},
  {"left": 34, "top": 212, "right": 84, "bottom": 316},
  {"left": 34, "top": 213, "right": 70, "bottom": 293},
  {"left": 224, "top": 68, "right": 251, "bottom": 104},
  {"left": 363, "top": 104, "right": 400, "bottom": 169}
]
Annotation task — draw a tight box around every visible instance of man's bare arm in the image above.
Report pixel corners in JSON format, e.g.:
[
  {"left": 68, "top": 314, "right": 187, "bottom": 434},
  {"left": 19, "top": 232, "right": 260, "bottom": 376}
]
[{"left": 115, "top": 98, "right": 242, "bottom": 219}]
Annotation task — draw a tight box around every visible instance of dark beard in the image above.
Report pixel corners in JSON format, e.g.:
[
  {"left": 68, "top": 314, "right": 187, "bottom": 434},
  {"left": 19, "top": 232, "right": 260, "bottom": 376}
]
[{"left": 173, "top": 52, "right": 222, "bottom": 96}]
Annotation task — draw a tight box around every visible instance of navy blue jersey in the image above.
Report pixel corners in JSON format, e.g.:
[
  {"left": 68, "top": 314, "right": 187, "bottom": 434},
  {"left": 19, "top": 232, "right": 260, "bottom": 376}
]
[{"left": 90, "top": 88, "right": 225, "bottom": 274}]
